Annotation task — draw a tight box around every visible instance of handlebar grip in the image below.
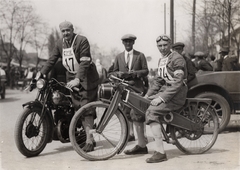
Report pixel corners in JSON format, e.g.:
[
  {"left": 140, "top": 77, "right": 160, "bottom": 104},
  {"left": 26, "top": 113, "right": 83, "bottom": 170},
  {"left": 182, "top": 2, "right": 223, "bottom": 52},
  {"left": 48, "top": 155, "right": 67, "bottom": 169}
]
[{"left": 72, "top": 87, "right": 79, "bottom": 92}]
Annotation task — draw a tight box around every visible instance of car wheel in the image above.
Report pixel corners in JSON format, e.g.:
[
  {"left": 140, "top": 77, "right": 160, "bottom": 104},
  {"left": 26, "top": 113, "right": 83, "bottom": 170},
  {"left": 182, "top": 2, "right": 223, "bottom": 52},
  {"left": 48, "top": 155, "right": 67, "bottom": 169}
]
[
  {"left": 195, "top": 92, "right": 231, "bottom": 133},
  {"left": 1, "top": 86, "right": 5, "bottom": 99}
]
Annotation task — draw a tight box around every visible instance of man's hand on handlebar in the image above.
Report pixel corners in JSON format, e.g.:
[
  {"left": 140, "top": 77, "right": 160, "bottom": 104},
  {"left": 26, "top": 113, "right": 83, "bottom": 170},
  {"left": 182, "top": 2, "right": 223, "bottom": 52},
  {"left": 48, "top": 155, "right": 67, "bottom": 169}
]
[{"left": 66, "top": 78, "right": 80, "bottom": 89}]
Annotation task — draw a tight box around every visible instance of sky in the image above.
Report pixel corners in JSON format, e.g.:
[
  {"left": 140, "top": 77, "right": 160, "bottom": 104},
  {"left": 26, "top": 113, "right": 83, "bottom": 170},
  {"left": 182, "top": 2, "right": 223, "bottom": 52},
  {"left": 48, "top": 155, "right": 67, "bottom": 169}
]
[{"left": 29, "top": 0, "right": 192, "bottom": 68}]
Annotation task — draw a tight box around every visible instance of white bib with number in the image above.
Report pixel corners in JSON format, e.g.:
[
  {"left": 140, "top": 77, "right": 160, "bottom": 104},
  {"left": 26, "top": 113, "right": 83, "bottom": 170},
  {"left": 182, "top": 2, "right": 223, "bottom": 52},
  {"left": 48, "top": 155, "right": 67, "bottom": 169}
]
[
  {"left": 62, "top": 35, "right": 79, "bottom": 74},
  {"left": 158, "top": 57, "right": 174, "bottom": 81}
]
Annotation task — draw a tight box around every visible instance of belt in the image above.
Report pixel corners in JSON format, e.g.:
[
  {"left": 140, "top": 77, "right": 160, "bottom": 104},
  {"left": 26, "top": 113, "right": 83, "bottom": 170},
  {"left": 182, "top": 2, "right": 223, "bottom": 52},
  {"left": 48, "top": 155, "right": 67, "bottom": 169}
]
[{"left": 165, "top": 82, "right": 187, "bottom": 87}]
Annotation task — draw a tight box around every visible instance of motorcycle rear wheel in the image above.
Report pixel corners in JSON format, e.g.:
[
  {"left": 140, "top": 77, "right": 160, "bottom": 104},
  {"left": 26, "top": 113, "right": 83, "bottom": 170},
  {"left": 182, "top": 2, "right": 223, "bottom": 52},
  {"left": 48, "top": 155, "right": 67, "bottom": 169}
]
[
  {"left": 169, "top": 102, "right": 219, "bottom": 154},
  {"left": 14, "top": 107, "right": 50, "bottom": 157},
  {"left": 69, "top": 101, "right": 128, "bottom": 161}
]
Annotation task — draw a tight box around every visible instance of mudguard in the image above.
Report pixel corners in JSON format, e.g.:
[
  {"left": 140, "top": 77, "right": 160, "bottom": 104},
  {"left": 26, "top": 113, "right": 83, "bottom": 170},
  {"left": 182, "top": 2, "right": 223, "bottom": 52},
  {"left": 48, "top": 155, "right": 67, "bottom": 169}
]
[{"left": 22, "top": 100, "right": 54, "bottom": 143}]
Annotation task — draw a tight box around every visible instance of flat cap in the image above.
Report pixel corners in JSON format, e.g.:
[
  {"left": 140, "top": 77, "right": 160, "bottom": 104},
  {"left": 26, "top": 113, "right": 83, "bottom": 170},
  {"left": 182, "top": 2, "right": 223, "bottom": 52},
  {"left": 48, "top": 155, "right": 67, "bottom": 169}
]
[
  {"left": 59, "top": 21, "right": 73, "bottom": 31},
  {"left": 121, "top": 34, "right": 137, "bottom": 41},
  {"left": 194, "top": 51, "right": 205, "bottom": 56},
  {"left": 172, "top": 42, "right": 185, "bottom": 48},
  {"left": 219, "top": 47, "right": 229, "bottom": 53}
]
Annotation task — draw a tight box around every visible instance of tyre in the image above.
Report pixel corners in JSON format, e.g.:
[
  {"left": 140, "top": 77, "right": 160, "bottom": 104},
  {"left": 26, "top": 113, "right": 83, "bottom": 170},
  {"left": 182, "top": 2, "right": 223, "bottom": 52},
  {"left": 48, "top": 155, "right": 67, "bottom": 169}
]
[
  {"left": 14, "top": 107, "right": 50, "bottom": 157},
  {"left": 1, "top": 85, "right": 5, "bottom": 99},
  {"left": 69, "top": 101, "right": 128, "bottom": 161},
  {"left": 170, "top": 101, "right": 219, "bottom": 154},
  {"left": 196, "top": 92, "right": 231, "bottom": 132}
]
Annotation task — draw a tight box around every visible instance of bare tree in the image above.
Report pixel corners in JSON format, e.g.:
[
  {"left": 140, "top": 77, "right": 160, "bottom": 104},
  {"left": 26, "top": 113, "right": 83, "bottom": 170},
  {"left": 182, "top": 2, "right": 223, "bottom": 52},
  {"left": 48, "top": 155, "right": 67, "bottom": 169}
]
[
  {"left": 0, "top": 0, "right": 48, "bottom": 87},
  {"left": 206, "top": 0, "right": 240, "bottom": 58},
  {"left": 30, "top": 20, "right": 49, "bottom": 68},
  {"left": 179, "top": 0, "right": 240, "bottom": 59},
  {"left": 48, "top": 29, "right": 60, "bottom": 57},
  {"left": 0, "top": 0, "right": 25, "bottom": 87}
]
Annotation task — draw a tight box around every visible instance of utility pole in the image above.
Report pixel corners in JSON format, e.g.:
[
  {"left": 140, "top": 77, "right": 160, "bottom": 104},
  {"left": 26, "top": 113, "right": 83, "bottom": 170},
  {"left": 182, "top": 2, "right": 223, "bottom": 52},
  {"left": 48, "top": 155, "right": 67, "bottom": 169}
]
[
  {"left": 192, "top": 0, "right": 196, "bottom": 53},
  {"left": 228, "top": 0, "right": 231, "bottom": 48},
  {"left": 170, "top": 0, "right": 174, "bottom": 43},
  {"left": 175, "top": 20, "right": 176, "bottom": 42},
  {"left": 164, "top": 3, "right": 166, "bottom": 34}
]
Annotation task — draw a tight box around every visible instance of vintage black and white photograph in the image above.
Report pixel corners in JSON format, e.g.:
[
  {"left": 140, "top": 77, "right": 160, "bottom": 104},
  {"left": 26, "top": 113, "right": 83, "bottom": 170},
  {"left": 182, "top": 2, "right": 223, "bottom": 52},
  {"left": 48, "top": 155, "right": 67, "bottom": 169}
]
[{"left": 0, "top": 0, "right": 239, "bottom": 169}]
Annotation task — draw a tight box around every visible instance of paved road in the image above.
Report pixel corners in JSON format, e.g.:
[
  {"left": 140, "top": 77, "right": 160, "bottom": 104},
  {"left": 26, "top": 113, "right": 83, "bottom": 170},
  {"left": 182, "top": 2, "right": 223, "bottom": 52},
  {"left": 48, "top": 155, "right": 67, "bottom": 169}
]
[{"left": 0, "top": 89, "right": 239, "bottom": 170}]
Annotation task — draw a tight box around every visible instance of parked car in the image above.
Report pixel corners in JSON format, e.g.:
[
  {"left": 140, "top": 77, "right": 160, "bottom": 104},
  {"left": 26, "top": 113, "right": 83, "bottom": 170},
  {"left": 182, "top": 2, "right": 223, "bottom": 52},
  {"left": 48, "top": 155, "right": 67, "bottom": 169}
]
[{"left": 187, "top": 71, "right": 240, "bottom": 132}]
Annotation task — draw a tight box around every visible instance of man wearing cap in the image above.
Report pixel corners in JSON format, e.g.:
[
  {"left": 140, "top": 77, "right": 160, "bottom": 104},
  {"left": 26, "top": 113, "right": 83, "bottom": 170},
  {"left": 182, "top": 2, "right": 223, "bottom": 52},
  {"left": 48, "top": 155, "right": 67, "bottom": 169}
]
[
  {"left": 194, "top": 51, "right": 213, "bottom": 71},
  {"left": 111, "top": 34, "right": 149, "bottom": 144},
  {"left": 125, "top": 34, "right": 188, "bottom": 163},
  {"left": 172, "top": 42, "right": 197, "bottom": 83},
  {"left": 40, "top": 21, "right": 99, "bottom": 152},
  {"left": 219, "top": 47, "right": 235, "bottom": 71},
  {"left": 216, "top": 47, "right": 228, "bottom": 71}
]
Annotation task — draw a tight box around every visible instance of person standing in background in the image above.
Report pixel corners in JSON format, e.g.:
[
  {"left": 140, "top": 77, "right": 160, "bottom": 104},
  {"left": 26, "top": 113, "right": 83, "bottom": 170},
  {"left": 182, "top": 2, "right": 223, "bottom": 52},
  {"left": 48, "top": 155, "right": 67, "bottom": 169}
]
[
  {"left": 95, "top": 58, "right": 107, "bottom": 84},
  {"left": 194, "top": 51, "right": 213, "bottom": 72},
  {"left": 172, "top": 42, "right": 197, "bottom": 83},
  {"left": 107, "top": 59, "right": 115, "bottom": 74},
  {"left": 219, "top": 47, "right": 236, "bottom": 71},
  {"left": 216, "top": 47, "right": 229, "bottom": 71},
  {"left": 111, "top": 34, "right": 149, "bottom": 142}
]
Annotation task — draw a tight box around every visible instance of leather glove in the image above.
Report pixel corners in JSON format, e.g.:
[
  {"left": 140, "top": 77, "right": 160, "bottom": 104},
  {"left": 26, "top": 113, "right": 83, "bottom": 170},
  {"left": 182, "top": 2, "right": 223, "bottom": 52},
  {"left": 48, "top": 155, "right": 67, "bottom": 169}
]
[{"left": 66, "top": 78, "right": 80, "bottom": 89}]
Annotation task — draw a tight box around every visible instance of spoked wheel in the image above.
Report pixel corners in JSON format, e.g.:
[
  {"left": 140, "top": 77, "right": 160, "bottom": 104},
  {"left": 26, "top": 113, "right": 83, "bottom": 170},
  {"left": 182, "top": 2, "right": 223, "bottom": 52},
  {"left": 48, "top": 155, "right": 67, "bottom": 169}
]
[
  {"left": 14, "top": 107, "right": 50, "bottom": 157},
  {"left": 169, "top": 102, "right": 219, "bottom": 154},
  {"left": 69, "top": 101, "right": 128, "bottom": 161},
  {"left": 196, "top": 92, "right": 230, "bottom": 133}
]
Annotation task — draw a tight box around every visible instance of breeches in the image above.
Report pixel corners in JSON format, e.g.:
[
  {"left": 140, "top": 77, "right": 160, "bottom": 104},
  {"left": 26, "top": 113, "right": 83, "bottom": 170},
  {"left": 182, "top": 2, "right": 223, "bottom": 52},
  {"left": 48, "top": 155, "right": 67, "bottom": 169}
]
[{"left": 70, "top": 86, "right": 98, "bottom": 117}]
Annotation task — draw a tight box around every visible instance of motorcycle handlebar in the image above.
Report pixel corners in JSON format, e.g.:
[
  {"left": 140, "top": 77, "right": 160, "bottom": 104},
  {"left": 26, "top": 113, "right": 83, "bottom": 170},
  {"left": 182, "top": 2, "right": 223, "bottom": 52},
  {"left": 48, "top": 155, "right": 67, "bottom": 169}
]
[
  {"left": 109, "top": 75, "right": 142, "bottom": 94},
  {"left": 65, "top": 86, "right": 79, "bottom": 92}
]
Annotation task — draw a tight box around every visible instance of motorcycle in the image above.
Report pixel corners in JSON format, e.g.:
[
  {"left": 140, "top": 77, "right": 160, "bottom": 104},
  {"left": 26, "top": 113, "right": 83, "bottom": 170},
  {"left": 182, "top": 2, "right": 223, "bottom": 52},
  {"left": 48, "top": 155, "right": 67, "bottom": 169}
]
[
  {"left": 69, "top": 75, "right": 219, "bottom": 161},
  {"left": 14, "top": 73, "right": 85, "bottom": 157}
]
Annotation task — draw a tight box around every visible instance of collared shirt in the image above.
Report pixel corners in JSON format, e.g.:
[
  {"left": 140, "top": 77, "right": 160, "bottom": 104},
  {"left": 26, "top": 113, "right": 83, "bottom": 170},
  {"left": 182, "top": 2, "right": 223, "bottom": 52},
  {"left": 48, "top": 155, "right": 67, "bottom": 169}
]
[{"left": 124, "top": 49, "right": 133, "bottom": 70}]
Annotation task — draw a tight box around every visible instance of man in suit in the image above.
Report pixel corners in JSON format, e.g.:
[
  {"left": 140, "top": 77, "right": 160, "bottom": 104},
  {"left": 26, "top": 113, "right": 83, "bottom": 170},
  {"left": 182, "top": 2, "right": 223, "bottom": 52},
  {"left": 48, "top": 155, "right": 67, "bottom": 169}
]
[
  {"left": 40, "top": 21, "right": 99, "bottom": 152},
  {"left": 219, "top": 47, "right": 236, "bottom": 71},
  {"left": 111, "top": 34, "right": 149, "bottom": 143},
  {"left": 194, "top": 51, "right": 213, "bottom": 72}
]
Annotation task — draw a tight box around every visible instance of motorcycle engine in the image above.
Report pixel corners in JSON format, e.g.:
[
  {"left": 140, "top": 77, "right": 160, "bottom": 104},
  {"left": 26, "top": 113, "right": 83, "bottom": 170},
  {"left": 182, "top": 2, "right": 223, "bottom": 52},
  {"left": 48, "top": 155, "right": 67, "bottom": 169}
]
[
  {"left": 52, "top": 90, "right": 63, "bottom": 105},
  {"left": 52, "top": 90, "right": 71, "bottom": 106}
]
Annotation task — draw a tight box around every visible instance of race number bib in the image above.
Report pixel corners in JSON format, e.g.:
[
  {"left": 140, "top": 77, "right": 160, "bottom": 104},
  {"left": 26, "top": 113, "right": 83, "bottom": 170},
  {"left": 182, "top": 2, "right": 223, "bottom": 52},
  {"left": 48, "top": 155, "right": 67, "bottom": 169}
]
[
  {"left": 158, "top": 57, "right": 174, "bottom": 81},
  {"left": 62, "top": 35, "right": 79, "bottom": 74}
]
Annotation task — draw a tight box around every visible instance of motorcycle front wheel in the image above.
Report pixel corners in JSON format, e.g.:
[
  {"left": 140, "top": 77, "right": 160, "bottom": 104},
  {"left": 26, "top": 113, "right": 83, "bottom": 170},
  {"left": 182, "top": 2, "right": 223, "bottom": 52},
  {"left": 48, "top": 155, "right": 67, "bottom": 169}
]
[
  {"left": 169, "top": 102, "right": 219, "bottom": 154},
  {"left": 14, "top": 107, "right": 50, "bottom": 157},
  {"left": 69, "top": 101, "right": 128, "bottom": 161}
]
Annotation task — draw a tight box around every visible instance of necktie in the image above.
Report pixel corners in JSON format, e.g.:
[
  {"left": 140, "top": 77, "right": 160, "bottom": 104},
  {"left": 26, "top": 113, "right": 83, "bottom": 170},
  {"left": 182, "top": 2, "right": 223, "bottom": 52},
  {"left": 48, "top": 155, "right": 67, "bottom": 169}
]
[
  {"left": 66, "top": 40, "right": 71, "bottom": 47},
  {"left": 127, "top": 53, "right": 130, "bottom": 69}
]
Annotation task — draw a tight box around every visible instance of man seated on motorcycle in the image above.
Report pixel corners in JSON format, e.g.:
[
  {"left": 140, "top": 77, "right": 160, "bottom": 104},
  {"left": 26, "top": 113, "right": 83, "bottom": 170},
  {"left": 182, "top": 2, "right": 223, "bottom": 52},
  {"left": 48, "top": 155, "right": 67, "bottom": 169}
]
[
  {"left": 39, "top": 21, "right": 99, "bottom": 152},
  {"left": 124, "top": 34, "right": 188, "bottom": 163}
]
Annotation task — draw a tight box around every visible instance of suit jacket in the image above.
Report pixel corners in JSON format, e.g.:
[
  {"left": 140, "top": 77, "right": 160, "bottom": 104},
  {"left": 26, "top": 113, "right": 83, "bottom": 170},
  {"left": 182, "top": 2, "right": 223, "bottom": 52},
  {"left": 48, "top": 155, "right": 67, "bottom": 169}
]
[
  {"left": 112, "top": 50, "right": 149, "bottom": 92},
  {"left": 222, "top": 56, "right": 235, "bottom": 71},
  {"left": 41, "top": 33, "right": 99, "bottom": 90},
  {"left": 197, "top": 59, "right": 213, "bottom": 71}
]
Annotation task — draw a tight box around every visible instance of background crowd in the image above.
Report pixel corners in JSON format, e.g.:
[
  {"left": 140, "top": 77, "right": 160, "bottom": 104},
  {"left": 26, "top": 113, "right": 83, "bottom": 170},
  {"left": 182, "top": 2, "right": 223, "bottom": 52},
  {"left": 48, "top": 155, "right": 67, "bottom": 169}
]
[{"left": 1, "top": 42, "right": 240, "bottom": 91}]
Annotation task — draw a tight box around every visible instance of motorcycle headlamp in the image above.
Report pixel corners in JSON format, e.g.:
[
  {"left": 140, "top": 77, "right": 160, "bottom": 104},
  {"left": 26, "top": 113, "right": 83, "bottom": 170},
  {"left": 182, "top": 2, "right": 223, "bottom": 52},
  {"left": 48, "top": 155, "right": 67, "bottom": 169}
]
[{"left": 36, "top": 79, "right": 46, "bottom": 89}]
